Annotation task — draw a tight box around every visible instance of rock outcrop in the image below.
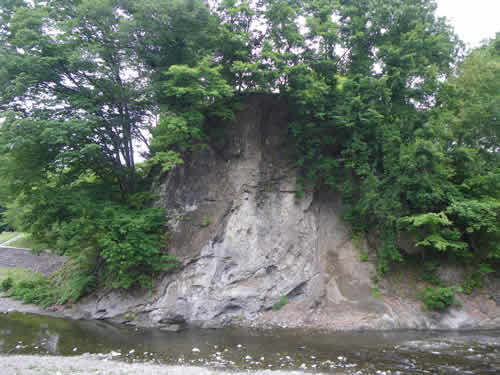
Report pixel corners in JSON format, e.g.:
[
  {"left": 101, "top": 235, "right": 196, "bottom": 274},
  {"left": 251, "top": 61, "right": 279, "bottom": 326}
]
[{"left": 72, "top": 95, "right": 500, "bottom": 330}]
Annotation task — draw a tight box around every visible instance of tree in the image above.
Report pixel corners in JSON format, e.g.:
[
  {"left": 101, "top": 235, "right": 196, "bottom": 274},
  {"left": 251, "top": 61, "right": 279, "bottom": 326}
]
[
  {"left": 443, "top": 34, "right": 500, "bottom": 262},
  {"left": 0, "top": 0, "right": 213, "bottom": 290},
  {"left": 1, "top": 0, "right": 497, "bottom": 297},
  {"left": 0, "top": 0, "right": 155, "bottom": 196}
]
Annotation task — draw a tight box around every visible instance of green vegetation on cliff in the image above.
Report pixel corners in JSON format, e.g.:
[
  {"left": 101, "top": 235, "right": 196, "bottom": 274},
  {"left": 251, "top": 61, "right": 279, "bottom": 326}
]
[{"left": 0, "top": 0, "right": 498, "bottom": 303}]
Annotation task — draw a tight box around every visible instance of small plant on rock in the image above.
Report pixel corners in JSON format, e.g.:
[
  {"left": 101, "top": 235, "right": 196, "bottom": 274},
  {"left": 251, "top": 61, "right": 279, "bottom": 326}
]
[
  {"left": 272, "top": 296, "right": 288, "bottom": 311},
  {"left": 201, "top": 216, "right": 212, "bottom": 228}
]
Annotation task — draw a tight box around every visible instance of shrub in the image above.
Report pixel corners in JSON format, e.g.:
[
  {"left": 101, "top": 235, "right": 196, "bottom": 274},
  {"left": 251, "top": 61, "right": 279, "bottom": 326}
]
[
  {"left": 421, "top": 260, "right": 441, "bottom": 285},
  {"left": 6, "top": 274, "right": 57, "bottom": 308},
  {"left": 51, "top": 200, "right": 179, "bottom": 290},
  {"left": 461, "top": 264, "right": 495, "bottom": 294},
  {"left": 0, "top": 277, "right": 13, "bottom": 291},
  {"left": 420, "top": 286, "right": 457, "bottom": 311}
]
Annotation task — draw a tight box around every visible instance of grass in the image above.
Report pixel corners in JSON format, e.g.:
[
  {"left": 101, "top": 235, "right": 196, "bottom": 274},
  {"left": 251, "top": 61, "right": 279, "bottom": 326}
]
[
  {"left": 7, "top": 235, "right": 44, "bottom": 250},
  {"left": 0, "top": 266, "right": 34, "bottom": 283},
  {"left": 0, "top": 231, "right": 22, "bottom": 244}
]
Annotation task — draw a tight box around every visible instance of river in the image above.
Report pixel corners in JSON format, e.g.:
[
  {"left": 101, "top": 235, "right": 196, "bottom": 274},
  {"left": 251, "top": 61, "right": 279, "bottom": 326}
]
[{"left": 0, "top": 312, "right": 498, "bottom": 374}]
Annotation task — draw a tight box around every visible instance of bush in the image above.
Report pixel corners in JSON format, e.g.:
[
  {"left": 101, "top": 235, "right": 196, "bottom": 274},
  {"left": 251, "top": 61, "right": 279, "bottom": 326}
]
[
  {"left": 96, "top": 205, "right": 179, "bottom": 289},
  {"left": 43, "top": 196, "right": 179, "bottom": 291},
  {"left": 421, "top": 260, "right": 441, "bottom": 285},
  {"left": 461, "top": 264, "right": 495, "bottom": 294},
  {"left": 420, "top": 286, "right": 457, "bottom": 311},
  {"left": 6, "top": 274, "right": 57, "bottom": 308},
  {"left": 0, "top": 277, "right": 13, "bottom": 291}
]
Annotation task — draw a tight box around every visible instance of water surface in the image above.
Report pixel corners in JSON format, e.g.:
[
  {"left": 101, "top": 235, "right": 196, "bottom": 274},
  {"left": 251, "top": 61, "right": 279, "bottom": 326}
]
[{"left": 0, "top": 313, "right": 499, "bottom": 374}]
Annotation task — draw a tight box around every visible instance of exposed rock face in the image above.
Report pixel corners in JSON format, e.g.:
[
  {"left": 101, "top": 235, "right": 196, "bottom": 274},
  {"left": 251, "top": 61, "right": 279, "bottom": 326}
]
[
  {"left": 73, "top": 95, "right": 500, "bottom": 330},
  {"left": 147, "top": 95, "right": 383, "bottom": 329}
]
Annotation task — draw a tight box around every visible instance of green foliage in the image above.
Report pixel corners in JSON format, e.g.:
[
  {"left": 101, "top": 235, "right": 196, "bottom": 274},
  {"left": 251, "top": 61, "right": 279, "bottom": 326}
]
[
  {"left": 420, "top": 260, "right": 441, "bottom": 285},
  {"left": 0, "top": 277, "right": 13, "bottom": 291},
  {"left": 5, "top": 273, "right": 57, "bottom": 308},
  {"left": 0, "top": 231, "right": 19, "bottom": 244},
  {"left": 95, "top": 205, "right": 171, "bottom": 288},
  {"left": 461, "top": 264, "right": 495, "bottom": 294},
  {"left": 461, "top": 276, "right": 481, "bottom": 295},
  {"left": 360, "top": 251, "right": 369, "bottom": 262},
  {"left": 0, "top": 206, "right": 8, "bottom": 232},
  {"left": 420, "top": 286, "right": 457, "bottom": 311},
  {"left": 151, "top": 57, "right": 234, "bottom": 156},
  {"left": 50, "top": 260, "right": 97, "bottom": 304},
  {"left": 201, "top": 216, "right": 213, "bottom": 228},
  {"left": 0, "top": 0, "right": 498, "bottom": 300},
  {"left": 272, "top": 296, "right": 289, "bottom": 311},
  {"left": 399, "top": 213, "right": 467, "bottom": 254},
  {"left": 145, "top": 151, "right": 184, "bottom": 173},
  {"left": 371, "top": 287, "right": 382, "bottom": 299}
]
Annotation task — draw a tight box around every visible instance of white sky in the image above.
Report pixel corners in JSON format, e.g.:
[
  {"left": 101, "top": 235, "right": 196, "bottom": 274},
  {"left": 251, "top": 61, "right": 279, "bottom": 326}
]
[{"left": 436, "top": 0, "right": 500, "bottom": 49}]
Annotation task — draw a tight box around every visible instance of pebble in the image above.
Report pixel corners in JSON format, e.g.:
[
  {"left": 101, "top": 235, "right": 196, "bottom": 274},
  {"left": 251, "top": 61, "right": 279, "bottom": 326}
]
[
  {"left": 129, "top": 349, "right": 135, "bottom": 354},
  {"left": 245, "top": 355, "right": 252, "bottom": 360},
  {"left": 192, "top": 348, "right": 200, "bottom": 353},
  {"left": 73, "top": 347, "right": 78, "bottom": 352}
]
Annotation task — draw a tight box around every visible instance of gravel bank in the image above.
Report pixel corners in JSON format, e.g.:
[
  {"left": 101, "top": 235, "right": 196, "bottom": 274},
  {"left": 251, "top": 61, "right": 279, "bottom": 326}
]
[{"left": 1, "top": 355, "right": 332, "bottom": 375}]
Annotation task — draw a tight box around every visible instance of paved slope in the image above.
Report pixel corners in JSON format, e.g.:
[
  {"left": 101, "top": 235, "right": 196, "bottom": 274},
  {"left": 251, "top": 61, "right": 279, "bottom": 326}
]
[{"left": 0, "top": 246, "right": 65, "bottom": 275}]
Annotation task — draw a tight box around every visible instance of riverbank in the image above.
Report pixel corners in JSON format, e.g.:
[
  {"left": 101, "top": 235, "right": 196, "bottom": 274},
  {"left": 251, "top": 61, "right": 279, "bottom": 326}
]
[
  {"left": 1, "top": 237, "right": 499, "bottom": 332},
  {"left": 1, "top": 355, "right": 328, "bottom": 375},
  {"left": 0, "top": 292, "right": 66, "bottom": 317}
]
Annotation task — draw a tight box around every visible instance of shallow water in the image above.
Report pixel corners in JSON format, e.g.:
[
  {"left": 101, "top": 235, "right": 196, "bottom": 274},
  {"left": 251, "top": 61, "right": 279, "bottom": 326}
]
[{"left": 0, "top": 312, "right": 499, "bottom": 374}]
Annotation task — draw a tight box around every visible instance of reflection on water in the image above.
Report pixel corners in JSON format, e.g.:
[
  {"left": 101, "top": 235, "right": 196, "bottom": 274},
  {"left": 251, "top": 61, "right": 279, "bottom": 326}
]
[{"left": 0, "top": 312, "right": 499, "bottom": 374}]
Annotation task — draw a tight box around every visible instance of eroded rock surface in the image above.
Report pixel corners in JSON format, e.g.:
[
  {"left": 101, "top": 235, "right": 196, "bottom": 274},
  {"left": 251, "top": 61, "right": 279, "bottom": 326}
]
[{"left": 72, "top": 95, "right": 500, "bottom": 330}]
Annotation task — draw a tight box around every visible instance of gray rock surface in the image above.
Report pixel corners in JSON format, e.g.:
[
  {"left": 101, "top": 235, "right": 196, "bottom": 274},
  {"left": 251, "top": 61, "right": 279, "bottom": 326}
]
[{"left": 71, "top": 94, "right": 500, "bottom": 330}]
